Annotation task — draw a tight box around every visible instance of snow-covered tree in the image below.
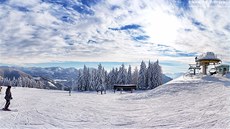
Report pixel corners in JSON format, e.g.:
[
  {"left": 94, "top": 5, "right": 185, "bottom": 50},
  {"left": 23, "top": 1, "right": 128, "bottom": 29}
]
[
  {"left": 138, "top": 61, "right": 146, "bottom": 90},
  {"left": 107, "top": 68, "right": 113, "bottom": 88},
  {"left": 147, "top": 62, "right": 154, "bottom": 89},
  {"left": 107, "top": 67, "right": 120, "bottom": 89},
  {"left": 89, "top": 69, "right": 97, "bottom": 91},
  {"left": 17, "top": 77, "right": 23, "bottom": 87},
  {"left": 82, "top": 65, "right": 90, "bottom": 91},
  {"left": 95, "top": 64, "right": 106, "bottom": 91},
  {"left": 115, "top": 68, "right": 119, "bottom": 84},
  {"left": 37, "top": 79, "right": 44, "bottom": 89},
  {"left": 77, "top": 71, "right": 83, "bottom": 91},
  {"left": 11, "top": 77, "right": 17, "bottom": 86},
  {"left": 145, "top": 60, "right": 163, "bottom": 89},
  {"left": 24, "top": 77, "right": 32, "bottom": 87},
  {"left": 104, "top": 70, "right": 109, "bottom": 90},
  {"left": 116, "top": 64, "right": 127, "bottom": 84},
  {"left": 153, "top": 60, "right": 163, "bottom": 88},
  {"left": 132, "top": 66, "right": 139, "bottom": 84},
  {"left": 3, "top": 78, "right": 11, "bottom": 86},
  {"left": 145, "top": 61, "right": 151, "bottom": 88},
  {"left": 127, "top": 65, "right": 132, "bottom": 84}
]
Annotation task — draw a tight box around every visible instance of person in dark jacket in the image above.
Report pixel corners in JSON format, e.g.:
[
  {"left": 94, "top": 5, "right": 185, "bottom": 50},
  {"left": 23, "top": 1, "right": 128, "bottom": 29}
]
[
  {"left": 3, "top": 85, "right": 13, "bottom": 111},
  {"left": 69, "top": 87, "right": 71, "bottom": 96}
]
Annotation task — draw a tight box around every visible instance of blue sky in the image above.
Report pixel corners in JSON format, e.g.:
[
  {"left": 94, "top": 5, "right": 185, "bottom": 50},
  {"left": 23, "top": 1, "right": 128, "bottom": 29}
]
[{"left": 0, "top": 0, "right": 230, "bottom": 74}]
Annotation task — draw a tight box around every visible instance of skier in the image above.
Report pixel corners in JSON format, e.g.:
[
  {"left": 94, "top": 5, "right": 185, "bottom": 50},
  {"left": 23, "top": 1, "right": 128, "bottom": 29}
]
[
  {"left": 0, "top": 86, "right": 2, "bottom": 94},
  {"left": 69, "top": 87, "right": 71, "bottom": 96},
  {"left": 2, "top": 85, "right": 13, "bottom": 111}
]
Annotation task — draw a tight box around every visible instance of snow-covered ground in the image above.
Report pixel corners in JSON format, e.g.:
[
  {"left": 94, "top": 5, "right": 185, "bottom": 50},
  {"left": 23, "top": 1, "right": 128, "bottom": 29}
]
[{"left": 1, "top": 74, "right": 230, "bottom": 128}]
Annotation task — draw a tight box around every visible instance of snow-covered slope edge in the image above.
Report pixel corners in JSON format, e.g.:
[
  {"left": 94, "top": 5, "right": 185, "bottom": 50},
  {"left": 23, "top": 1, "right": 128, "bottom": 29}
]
[
  {"left": 123, "top": 74, "right": 230, "bottom": 100},
  {"left": 120, "top": 74, "right": 230, "bottom": 128}
]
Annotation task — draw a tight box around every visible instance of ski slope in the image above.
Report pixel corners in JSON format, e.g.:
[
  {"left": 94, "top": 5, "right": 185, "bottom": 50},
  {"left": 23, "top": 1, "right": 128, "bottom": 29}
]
[{"left": 0, "top": 74, "right": 230, "bottom": 128}]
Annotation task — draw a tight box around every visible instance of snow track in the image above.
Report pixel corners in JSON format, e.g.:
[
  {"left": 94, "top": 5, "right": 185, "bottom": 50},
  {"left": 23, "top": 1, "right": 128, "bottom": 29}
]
[{"left": 1, "top": 74, "right": 230, "bottom": 128}]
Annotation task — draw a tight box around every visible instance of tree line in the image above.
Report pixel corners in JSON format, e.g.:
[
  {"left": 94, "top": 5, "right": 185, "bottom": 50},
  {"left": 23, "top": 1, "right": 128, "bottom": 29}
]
[
  {"left": 75, "top": 60, "right": 162, "bottom": 91},
  {"left": 0, "top": 77, "right": 43, "bottom": 88}
]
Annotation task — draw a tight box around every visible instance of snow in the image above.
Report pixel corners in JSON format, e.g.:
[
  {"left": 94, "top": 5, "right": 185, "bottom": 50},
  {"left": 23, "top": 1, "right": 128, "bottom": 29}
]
[
  {"left": 53, "top": 79, "right": 67, "bottom": 82},
  {"left": 48, "top": 81, "right": 56, "bottom": 88},
  {"left": 1, "top": 74, "right": 230, "bottom": 128},
  {"left": 197, "top": 52, "right": 220, "bottom": 60}
]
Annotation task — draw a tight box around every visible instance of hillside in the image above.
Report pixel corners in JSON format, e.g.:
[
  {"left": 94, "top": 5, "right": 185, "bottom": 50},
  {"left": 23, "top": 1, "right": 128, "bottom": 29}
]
[
  {"left": 16, "top": 67, "right": 78, "bottom": 81},
  {"left": 0, "top": 74, "right": 229, "bottom": 128},
  {"left": 0, "top": 67, "right": 32, "bottom": 80}
]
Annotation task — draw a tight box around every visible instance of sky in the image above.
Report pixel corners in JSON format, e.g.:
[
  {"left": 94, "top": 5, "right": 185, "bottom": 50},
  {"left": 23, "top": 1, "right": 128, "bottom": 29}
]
[{"left": 0, "top": 0, "right": 230, "bottom": 74}]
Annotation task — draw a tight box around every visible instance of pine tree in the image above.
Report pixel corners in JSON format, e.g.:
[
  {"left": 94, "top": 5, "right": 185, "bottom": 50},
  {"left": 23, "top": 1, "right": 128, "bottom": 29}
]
[
  {"left": 11, "top": 77, "right": 17, "bottom": 86},
  {"left": 115, "top": 68, "right": 119, "bottom": 84},
  {"left": 82, "top": 65, "right": 90, "bottom": 91},
  {"left": 147, "top": 62, "right": 154, "bottom": 89},
  {"left": 154, "top": 60, "right": 163, "bottom": 87},
  {"left": 145, "top": 61, "right": 151, "bottom": 88},
  {"left": 102, "top": 67, "right": 106, "bottom": 91},
  {"left": 96, "top": 64, "right": 106, "bottom": 91},
  {"left": 37, "top": 79, "right": 44, "bottom": 89},
  {"left": 104, "top": 70, "right": 109, "bottom": 90},
  {"left": 89, "top": 69, "right": 97, "bottom": 91},
  {"left": 77, "top": 71, "right": 83, "bottom": 91},
  {"left": 146, "top": 60, "right": 163, "bottom": 89},
  {"left": 108, "top": 68, "right": 118, "bottom": 89},
  {"left": 127, "top": 65, "right": 132, "bottom": 84},
  {"left": 116, "top": 64, "right": 127, "bottom": 84},
  {"left": 138, "top": 61, "right": 146, "bottom": 90},
  {"left": 132, "top": 66, "right": 139, "bottom": 84},
  {"left": 17, "top": 77, "right": 23, "bottom": 87},
  {"left": 107, "top": 68, "right": 113, "bottom": 88},
  {"left": 3, "top": 78, "right": 10, "bottom": 86}
]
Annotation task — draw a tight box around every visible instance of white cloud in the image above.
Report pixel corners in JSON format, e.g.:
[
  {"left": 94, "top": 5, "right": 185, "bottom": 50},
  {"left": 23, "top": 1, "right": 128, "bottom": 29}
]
[{"left": 0, "top": 0, "right": 229, "bottom": 73}]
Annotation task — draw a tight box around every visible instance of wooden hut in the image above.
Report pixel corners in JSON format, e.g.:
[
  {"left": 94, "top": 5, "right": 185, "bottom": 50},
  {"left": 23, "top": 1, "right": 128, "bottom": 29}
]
[{"left": 113, "top": 84, "right": 136, "bottom": 93}]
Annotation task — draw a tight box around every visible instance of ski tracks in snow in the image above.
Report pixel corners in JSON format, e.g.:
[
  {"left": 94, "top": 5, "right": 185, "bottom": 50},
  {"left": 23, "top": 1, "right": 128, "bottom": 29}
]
[{"left": 1, "top": 75, "right": 230, "bottom": 128}]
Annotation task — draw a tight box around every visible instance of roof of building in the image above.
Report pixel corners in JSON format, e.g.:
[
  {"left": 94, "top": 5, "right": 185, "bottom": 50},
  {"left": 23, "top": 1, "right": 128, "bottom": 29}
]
[
  {"left": 197, "top": 52, "right": 221, "bottom": 62},
  {"left": 114, "top": 84, "right": 136, "bottom": 87}
]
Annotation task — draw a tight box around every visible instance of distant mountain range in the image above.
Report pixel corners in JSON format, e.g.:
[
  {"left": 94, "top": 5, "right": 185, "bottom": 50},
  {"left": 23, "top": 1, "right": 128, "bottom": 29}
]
[
  {"left": 162, "top": 74, "right": 173, "bottom": 84},
  {"left": 165, "top": 72, "right": 184, "bottom": 79},
  {"left": 0, "top": 66, "right": 32, "bottom": 80},
  {"left": 16, "top": 66, "right": 78, "bottom": 81}
]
